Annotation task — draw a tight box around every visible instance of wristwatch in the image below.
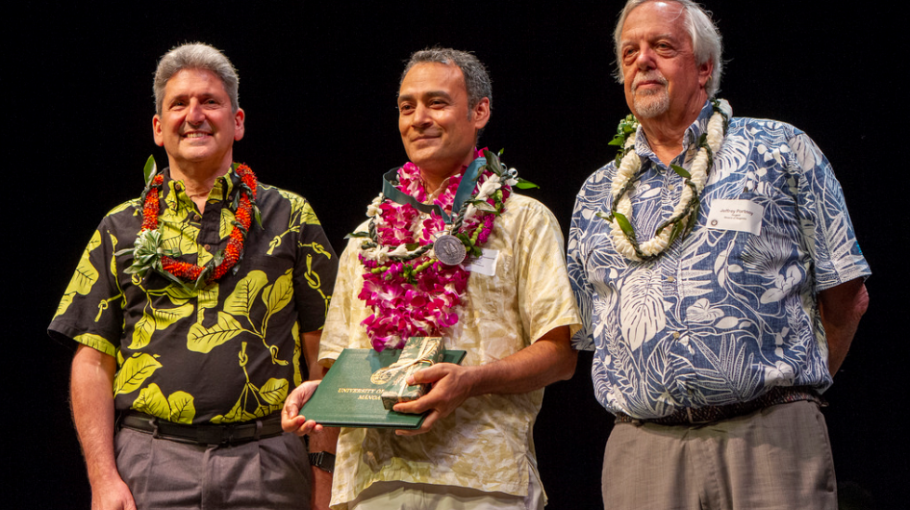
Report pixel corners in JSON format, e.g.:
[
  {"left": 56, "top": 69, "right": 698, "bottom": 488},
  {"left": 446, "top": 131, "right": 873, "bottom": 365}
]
[{"left": 308, "top": 451, "right": 336, "bottom": 474}]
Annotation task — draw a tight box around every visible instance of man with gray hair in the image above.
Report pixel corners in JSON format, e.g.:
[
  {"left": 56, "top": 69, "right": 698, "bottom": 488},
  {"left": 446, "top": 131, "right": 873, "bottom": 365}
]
[
  {"left": 283, "top": 47, "right": 581, "bottom": 509},
  {"left": 50, "top": 42, "right": 338, "bottom": 509},
  {"left": 568, "top": 1, "right": 870, "bottom": 507}
]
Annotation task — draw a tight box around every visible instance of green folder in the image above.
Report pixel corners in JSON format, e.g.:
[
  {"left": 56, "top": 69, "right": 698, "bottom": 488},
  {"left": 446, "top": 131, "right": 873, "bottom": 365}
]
[{"left": 299, "top": 347, "right": 467, "bottom": 429}]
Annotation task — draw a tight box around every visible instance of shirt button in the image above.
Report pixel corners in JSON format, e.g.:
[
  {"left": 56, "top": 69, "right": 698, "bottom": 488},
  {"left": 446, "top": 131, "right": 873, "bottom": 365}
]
[
  {"left": 673, "top": 332, "right": 681, "bottom": 339},
  {"left": 193, "top": 214, "right": 201, "bottom": 221},
  {"left": 667, "top": 276, "right": 675, "bottom": 282},
  {"left": 204, "top": 244, "right": 211, "bottom": 251}
]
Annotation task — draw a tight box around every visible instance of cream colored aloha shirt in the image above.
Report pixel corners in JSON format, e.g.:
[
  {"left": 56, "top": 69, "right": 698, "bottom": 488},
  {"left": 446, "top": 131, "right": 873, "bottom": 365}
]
[{"left": 320, "top": 194, "right": 582, "bottom": 509}]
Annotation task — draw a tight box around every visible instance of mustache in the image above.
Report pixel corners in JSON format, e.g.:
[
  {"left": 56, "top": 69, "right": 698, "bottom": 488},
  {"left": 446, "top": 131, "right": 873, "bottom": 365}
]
[{"left": 632, "top": 71, "right": 668, "bottom": 90}]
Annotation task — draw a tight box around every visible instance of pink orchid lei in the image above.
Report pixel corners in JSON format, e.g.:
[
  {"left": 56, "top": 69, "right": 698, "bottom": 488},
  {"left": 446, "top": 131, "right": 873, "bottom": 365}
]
[{"left": 357, "top": 149, "right": 511, "bottom": 351}]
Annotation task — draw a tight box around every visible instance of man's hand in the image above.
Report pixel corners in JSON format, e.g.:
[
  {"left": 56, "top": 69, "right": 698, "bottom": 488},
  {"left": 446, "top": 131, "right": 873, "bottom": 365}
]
[
  {"left": 91, "top": 477, "right": 137, "bottom": 510},
  {"left": 393, "top": 325, "right": 576, "bottom": 436},
  {"left": 281, "top": 380, "right": 324, "bottom": 436},
  {"left": 819, "top": 278, "right": 869, "bottom": 375},
  {"left": 71, "top": 345, "right": 136, "bottom": 510},
  {"left": 392, "top": 363, "right": 477, "bottom": 436}
]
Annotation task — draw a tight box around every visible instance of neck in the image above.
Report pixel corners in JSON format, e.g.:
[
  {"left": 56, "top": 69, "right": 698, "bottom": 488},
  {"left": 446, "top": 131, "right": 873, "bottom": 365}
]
[
  {"left": 637, "top": 92, "right": 708, "bottom": 166},
  {"left": 167, "top": 157, "right": 232, "bottom": 214},
  {"left": 417, "top": 150, "right": 477, "bottom": 196}
]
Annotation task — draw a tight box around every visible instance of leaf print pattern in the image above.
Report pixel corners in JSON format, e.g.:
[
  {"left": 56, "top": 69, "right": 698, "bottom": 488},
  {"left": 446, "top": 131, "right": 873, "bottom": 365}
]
[
  {"left": 568, "top": 102, "right": 870, "bottom": 419},
  {"left": 49, "top": 167, "right": 339, "bottom": 425}
]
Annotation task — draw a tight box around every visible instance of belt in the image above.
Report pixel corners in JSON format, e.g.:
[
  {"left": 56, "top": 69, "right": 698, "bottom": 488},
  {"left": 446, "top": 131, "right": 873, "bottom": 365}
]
[
  {"left": 119, "top": 411, "right": 285, "bottom": 446},
  {"left": 615, "top": 386, "right": 824, "bottom": 426}
]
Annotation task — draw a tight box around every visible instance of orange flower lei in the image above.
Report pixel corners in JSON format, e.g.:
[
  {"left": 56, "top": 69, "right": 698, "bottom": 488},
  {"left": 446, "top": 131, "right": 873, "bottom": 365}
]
[{"left": 137, "top": 164, "right": 258, "bottom": 285}]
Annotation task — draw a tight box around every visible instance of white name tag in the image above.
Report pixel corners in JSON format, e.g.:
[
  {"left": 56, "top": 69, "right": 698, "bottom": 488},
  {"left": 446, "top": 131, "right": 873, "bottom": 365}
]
[
  {"left": 707, "top": 199, "right": 764, "bottom": 235},
  {"left": 464, "top": 249, "right": 498, "bottom": 276}
]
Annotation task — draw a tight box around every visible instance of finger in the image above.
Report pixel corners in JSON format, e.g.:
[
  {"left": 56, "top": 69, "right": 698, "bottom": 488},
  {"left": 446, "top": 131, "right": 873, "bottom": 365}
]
[
  {"left": 396, "top": 410, "right": 439, "bottom": 436},
  {"left": 393, "top": 391, "right": 442, "bottom": 414},
  {"left": 407, "top": 363, "right": 452, "bottom": 385},
  {"left": 281, "top": 415, "right": 305, "bottom": 433}
]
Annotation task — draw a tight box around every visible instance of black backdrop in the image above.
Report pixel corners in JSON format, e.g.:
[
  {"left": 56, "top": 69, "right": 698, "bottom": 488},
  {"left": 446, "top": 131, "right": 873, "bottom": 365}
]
[{"left": 9, "top": 1, "right": 908, "bottom": 508}]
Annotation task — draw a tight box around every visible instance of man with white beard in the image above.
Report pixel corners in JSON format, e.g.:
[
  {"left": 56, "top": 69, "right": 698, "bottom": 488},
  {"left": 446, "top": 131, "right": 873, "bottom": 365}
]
[{"left": 568, "top": 1, "right": 871, "bottom": 508}]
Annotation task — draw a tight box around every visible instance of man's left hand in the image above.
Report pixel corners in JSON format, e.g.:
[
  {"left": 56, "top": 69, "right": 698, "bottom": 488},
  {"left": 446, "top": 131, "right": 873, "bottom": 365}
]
[
  {"left": 392, "top": 363, "right": 477, "bottom": 436},
  {"left": 281, "top": 380, "right": 324, "bottom": 436}
]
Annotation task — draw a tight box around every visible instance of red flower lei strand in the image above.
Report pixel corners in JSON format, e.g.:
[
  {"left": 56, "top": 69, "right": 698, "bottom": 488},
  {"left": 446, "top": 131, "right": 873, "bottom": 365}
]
[
  {"left": 138, "top": 164, "right": 258, "bottom": 285},
  {"left": 356, "top": 150, "right": 512, "bottom": 351}
]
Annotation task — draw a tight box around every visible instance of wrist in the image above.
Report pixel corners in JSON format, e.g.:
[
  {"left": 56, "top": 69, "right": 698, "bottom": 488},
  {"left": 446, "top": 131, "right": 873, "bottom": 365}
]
[{"left": 309, "top": 451, "right": 335, "bottom": 474}]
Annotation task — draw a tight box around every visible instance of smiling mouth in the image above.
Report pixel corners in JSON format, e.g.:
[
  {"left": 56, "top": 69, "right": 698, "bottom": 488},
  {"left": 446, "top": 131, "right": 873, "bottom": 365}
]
[{"left": 183, "top": 132, "right": 211, "bottom": 139}]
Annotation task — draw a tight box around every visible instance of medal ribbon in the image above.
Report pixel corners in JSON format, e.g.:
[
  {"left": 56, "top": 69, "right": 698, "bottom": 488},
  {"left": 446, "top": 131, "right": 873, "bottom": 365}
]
[{"left": 381, "top": 157, "right": 486, "bottom": 224}]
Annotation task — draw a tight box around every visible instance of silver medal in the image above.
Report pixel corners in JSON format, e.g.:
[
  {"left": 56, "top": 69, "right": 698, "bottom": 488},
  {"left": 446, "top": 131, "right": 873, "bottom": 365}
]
[{"left": 434, "top": 234, "right": 467, "bottom": 266}]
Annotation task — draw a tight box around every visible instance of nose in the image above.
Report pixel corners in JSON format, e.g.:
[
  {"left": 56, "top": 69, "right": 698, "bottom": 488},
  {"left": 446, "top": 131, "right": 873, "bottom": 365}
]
[
  {"left": 635, "top": 44, "right": 656, "bottom": 70},
  {"left": 411, "top": 103, "right": 433, "bottom": 129},
  {"left": 186, "top": 99, "right": 205, "bottom": 125}
]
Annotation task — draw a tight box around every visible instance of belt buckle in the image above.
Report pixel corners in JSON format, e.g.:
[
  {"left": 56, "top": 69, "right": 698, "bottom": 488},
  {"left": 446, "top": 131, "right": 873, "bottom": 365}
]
[{"left": 196, "top": 425, "right": 226, "bottom": 445}]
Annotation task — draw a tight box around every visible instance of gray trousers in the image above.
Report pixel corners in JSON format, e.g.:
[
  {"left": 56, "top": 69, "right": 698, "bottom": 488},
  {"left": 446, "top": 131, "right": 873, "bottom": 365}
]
[
  {"left": 602, "top": 401, "right": 836, "bottom": 510},
  {"left": 115, "top": 427, "right": 312, "bottom": 510}
]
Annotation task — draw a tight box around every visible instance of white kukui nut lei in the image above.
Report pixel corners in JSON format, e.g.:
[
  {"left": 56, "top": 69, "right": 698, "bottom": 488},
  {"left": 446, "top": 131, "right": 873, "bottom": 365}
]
[{"left": 602, "top": 99, "right": 731, "bottom": 262}]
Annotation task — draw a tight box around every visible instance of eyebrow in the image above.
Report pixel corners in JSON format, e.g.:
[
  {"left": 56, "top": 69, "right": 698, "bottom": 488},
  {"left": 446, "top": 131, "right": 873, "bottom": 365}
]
[
  {"left": 622, "top": 32, "right": 678, "bottom": 46},
  {"left": 397, "top": 90, "right": 453, "bottom": 103}
]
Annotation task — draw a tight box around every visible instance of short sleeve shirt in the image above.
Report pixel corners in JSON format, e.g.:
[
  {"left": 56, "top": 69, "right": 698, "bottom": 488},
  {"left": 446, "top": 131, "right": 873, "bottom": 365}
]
[
  {"left": 568, "top": 102, "right": 871, "bottom": 419},
  {"left": 321, "top": 193, "right": 581, "bottom": 509},
  {"left": 49, "top": 167, "right": 338, "bottom": 424}
]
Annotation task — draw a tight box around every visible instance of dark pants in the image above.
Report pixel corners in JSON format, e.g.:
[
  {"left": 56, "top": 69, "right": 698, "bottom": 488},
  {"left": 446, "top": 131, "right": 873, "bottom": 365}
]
[{"left": 115, "top": 427, "right": 312, "bottom": 510}]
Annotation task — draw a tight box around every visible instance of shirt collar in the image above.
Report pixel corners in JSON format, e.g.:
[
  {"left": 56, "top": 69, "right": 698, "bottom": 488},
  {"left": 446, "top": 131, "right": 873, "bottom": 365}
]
[
  {"left": 160, "top": 166, "right": 237, "bottom": 206},
  {"left": 633, "top": 100, "right": 714, "bottom": 167}
]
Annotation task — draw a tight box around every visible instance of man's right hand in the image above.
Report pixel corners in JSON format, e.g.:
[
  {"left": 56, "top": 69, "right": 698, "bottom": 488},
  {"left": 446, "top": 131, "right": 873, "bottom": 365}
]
[
  {"left": 281, "top": 380, "right": 324, "bottom": 436},
  {"left": 91, "top": 477, "right": 137, "bottom": 510}
]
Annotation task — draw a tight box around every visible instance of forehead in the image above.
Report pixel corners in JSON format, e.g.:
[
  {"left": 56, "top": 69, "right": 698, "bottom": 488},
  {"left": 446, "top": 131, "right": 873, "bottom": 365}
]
[
  {"left": 621, "top": 1, "right": 690, "bottom": 46},
  {"left": 163, "top": 68, "right": 228, "bottom": 98},
  {"left": 398, "top": 62, "right": 467, "bottom": 97}
]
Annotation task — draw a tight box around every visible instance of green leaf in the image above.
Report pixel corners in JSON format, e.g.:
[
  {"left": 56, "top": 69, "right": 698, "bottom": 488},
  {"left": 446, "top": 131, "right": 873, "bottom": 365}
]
[
  {"left": 344, "top": 231, "right": 370, "bottom": 239},
  {"left": 668, "top": 219, "right": 685, "bottom": 244},
  {"left": 167, "top": 391, "right": 196, "bottom": 424},
  {"left": 129, "top": 312, "right": 156, "bottom": 349},
  {"left": 113, "top": 353, "right": 163, "bottom": 395},
  {"left": 259, "top": 378, "right": 290, "bottom": 406},
  {"left": 133, "top": 383, "right": 169, "bottom": 418},
  {"left": 224, "top": 270, "right": 268, "bottom": 317},
  {"left": 613, "top": 212, "right": 637, "bottom": 241},
  {"left": 515, "top": 178, "right": 540, "bottom": 189},
  {"left": 186, "top": 311, "right": 243, "bottom": 352},
  {"left": 608, "top": 134, "right": 625, "bottom": 147},
  {"left": 595, "top": 211, "right": 613, "bottom": 221},
  {"left": 670, "top": 164, "right": 691, "bottom": 179},
  {"left": 253, "top": 205, "right": 263, "bottom": 229},
  {"left": 143, "top": 155, "right": 157, "bottom": 186}
]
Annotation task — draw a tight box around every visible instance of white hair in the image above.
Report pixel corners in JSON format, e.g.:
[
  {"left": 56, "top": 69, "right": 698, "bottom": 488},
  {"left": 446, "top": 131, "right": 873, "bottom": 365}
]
[{"left": 613, "top": 0, "right": 723, "bottom": 97}]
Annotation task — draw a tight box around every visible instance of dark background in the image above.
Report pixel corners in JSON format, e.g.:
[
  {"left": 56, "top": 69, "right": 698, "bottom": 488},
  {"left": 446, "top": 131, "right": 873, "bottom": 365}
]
[{"left": 9, "top": 1, "right": 907, "bottom": 508}]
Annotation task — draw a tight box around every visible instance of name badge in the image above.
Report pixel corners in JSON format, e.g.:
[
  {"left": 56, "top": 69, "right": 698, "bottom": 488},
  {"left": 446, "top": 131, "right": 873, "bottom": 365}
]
[
  {"left": 464, "top": 249, "right": 498, "bottom": 276},
  {"left": 707, "top": 199, "right": 764, "bottom": 235}
]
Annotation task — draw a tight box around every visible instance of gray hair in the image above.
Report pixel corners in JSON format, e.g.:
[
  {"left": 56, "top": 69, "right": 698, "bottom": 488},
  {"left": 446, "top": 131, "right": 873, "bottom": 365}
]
[
  {"left": 613, "top": 0, "right": 723, "bottom": 97},
  {"left": 154, "top": 43, "right": 240, "bottom": 114},
  {"left": 400, "top": 47, "right": 493, "bottom": 112}
]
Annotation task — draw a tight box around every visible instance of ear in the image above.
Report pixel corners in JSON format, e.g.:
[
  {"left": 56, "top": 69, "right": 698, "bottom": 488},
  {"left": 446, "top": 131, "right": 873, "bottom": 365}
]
[
  {"left": 698, "top": 59, "right": 714, "bottom": 89},
  {"left": 233, "top": 108, "right": 246, "bottom": 141},
  {"left": 471, "top": 97, "right": 491, "bottom": 131},
  {"left": 152, "top": 115, "right": 164, "bottom": 146}
]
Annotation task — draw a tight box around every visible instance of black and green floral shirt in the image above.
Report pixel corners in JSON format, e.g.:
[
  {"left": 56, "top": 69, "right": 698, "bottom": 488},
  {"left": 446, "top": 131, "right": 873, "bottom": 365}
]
[{"left": 49, "top": 167, "right": 337, "bottom": 424}]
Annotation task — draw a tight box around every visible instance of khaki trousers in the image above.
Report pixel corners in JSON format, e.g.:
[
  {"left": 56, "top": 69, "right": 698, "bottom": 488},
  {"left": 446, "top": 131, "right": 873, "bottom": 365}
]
[
  {"left": 350, "top": 466, "right": 544, "bottom": 510},
  {"left": 602, "top": 401, "right": 836, "bottom": 510}
]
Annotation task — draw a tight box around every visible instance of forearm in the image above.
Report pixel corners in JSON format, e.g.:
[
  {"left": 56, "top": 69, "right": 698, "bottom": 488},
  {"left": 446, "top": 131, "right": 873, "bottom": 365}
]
[
  {"left": 468, "top": 325, "right": 576, "bottom": 396},
  {"left": 819, "top": 278, "right": 869, "bottom": 375},
  {"left": 70, "top": 345, "right": 121, "bottom": 488}
]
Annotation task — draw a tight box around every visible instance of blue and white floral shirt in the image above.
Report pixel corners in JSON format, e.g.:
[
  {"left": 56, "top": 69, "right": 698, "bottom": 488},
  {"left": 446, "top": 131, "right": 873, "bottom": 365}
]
[{"left": 568, "top": 101, "right": 870, "bottom": 419}]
